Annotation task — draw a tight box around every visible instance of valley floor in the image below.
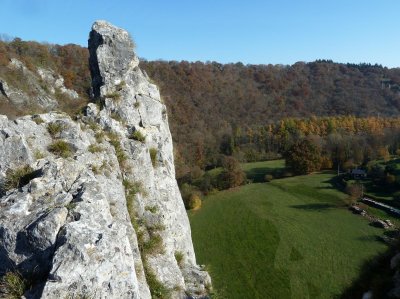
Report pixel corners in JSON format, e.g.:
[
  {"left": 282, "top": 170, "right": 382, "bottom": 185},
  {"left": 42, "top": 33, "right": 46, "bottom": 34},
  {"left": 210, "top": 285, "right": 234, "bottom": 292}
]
[{"left": 189, "top": 168, "right": 390, "bottom": 298}]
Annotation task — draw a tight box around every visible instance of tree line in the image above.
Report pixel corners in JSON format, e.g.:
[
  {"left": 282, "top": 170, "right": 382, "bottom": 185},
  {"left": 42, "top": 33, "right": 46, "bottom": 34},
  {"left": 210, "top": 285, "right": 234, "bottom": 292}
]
[{"left": 1, "top": 38, "right": 400, "bottom": 181}]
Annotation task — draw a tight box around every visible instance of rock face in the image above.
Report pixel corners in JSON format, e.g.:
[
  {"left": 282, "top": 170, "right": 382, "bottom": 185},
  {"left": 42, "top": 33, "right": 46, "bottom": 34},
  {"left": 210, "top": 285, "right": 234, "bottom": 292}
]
[
  {"left": 0, "top": 57, "right": 79, "bottom": 114},
  {"left": 0, "top": 21, "right": 210, "bottom": 299}
]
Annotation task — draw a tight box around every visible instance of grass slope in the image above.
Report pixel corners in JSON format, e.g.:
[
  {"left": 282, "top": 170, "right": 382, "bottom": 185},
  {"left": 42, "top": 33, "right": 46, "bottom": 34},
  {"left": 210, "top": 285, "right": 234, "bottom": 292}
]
[{"left": 189, "top": 170, "right": 388, "bottom": 299}]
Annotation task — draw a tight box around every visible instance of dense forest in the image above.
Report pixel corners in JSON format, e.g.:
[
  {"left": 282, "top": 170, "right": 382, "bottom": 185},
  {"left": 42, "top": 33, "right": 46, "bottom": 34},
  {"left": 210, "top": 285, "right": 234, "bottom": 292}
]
[
  {"left": 1, "top": 38, "right": 400, "bottom": 179},
  {"left": 141, "top": 60, "right": 400, "bottom": 177}
]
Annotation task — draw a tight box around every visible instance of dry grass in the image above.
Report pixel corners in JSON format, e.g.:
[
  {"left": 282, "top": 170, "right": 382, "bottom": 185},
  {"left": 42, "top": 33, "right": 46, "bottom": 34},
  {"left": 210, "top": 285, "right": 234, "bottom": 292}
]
[
  {"left": 0, "top": 271, "right": 27, "bottom": 299},
  {"left": 48, "top": 140, "right": 73, "bottom": 158},
  {"left": 2, "top": 165, "right": 35, "bottom": 192}
]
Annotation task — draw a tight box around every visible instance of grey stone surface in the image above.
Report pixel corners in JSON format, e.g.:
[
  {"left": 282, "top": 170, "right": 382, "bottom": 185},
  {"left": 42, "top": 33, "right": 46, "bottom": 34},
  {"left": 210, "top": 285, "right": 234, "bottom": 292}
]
[{"left": 0, "top": 20, "right": 210, "bottom": 298}]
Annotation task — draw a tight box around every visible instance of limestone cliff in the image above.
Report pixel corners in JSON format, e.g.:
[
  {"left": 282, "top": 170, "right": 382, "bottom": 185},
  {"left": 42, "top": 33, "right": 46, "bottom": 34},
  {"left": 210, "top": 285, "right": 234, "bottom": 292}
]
[{"left": 0, "top": 21, "right": 210, "bottom": 299}]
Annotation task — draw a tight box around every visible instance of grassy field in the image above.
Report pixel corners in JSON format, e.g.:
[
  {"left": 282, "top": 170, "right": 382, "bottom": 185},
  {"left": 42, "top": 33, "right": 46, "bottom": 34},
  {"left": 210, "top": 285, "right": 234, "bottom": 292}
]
[{"left": 189, "top": 162, "right": 389, "bottom": 299}]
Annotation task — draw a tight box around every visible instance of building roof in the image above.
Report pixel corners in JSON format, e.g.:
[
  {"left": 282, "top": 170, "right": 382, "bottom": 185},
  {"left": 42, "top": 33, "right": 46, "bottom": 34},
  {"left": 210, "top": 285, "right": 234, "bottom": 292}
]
[{"left": 351, "top": 169, "right": 366, "bottom": 175}]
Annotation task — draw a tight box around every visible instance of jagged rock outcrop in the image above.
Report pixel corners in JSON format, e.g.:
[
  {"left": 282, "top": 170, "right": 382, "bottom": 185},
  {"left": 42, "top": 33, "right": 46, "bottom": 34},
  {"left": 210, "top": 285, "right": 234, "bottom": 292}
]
[
  {"left": 0, "top": 21, "right": 210, "bottom": 299},
  {"left": 0, "top": 57, "right": 79, "bottom": 113}
]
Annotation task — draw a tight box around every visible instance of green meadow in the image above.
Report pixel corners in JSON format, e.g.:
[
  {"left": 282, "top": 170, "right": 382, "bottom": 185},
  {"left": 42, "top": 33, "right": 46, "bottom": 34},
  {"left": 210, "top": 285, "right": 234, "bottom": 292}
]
[{"left": 189, "top": 162, "right": 389, "bottom": 299}]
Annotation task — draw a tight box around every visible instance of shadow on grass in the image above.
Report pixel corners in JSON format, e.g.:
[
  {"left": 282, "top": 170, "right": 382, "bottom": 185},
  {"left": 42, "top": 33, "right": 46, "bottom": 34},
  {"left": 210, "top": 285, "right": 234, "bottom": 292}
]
[
  {"left": 321, "top": 175, "right": 346, "bottom": 191},
  {"left": 340, "top": 241, "right": 399, "bottom": 299},
  {"left": 245, "top": 167, "right": 286, "bottom": 183},
  {"left": 356, "top": 235, "right": 383, "bottom": 243},
  {"left": 290, "top": 203, "right": 335, "bottom": 211}
]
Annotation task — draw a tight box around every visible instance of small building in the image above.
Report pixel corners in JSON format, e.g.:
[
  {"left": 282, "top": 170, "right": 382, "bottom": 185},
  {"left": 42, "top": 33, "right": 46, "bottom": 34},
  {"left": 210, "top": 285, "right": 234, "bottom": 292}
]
[{"left": 350, "top": 169, "right": 367, "bottom": 179}]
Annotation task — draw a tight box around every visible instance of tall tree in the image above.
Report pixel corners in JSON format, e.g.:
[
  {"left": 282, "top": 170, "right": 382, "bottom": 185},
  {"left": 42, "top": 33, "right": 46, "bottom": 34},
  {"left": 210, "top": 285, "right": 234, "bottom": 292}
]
[{"left": 284, "top": 139, "right": 322, "bottom": 175}]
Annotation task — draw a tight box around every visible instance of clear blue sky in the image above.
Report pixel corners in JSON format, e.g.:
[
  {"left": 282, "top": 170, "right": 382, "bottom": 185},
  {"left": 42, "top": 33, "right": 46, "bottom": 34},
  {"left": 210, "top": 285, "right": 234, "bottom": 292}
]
[{"left": 1, "top": 0, "right": 400, "bottom": 67}]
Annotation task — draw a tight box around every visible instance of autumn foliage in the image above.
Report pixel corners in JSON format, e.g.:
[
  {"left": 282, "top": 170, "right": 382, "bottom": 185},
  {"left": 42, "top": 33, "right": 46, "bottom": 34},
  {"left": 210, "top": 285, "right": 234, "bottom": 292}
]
[{"left": 284, "top": 139, "right": 322, "bottom": 175}]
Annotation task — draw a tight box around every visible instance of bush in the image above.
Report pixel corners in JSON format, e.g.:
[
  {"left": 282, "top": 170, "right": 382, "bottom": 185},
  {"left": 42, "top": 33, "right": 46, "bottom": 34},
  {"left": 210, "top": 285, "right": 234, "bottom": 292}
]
[
  {"left": 264, "top": 174, "right": 274, "bottom": 182},
  {"left": 149, "top": 148, "right": 158, "bottom": 167},
  {"left": 47, "top": 122, "right": 64, "bottom": 138},
  {"left": 386, "top": 174, "right": 396, "bottom": 185},
  {"left": 48, "top": 140, "right": 73, "bottom": 158},
  {"left": 186, "top": 194, "right": 202, "bottom": 210},
  {"left": 199, "top": 172, "right": 213, "bottom": 194},
  {"left": 3, "top": 165, "right": 36, "bottom": 192},
  {"left": 130, "top": 130, "right": 146, "bottom": 142},
  {"left": 216, "top": 156, "right": 246, "bottom": 189},
  {"left": 345, "top": 183, "right": 362, "bottom": 199},
  {"left": 0, "top": 271, "right": 27, "bottom": 299},
  {"left": 320, "top": 156, "right": 333, "bottom": 169}
]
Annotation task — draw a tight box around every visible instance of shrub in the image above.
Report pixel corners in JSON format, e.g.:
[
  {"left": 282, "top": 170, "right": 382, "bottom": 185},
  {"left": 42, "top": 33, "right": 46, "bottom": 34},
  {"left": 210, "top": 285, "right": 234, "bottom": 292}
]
[
  {"left": 199, "top": 172, "right": 213, "bottom": 194},
  {"left": 134, "top": 102, "right": 140, "bottom": 108},
  {"left": 149, "top": 148, "right": 158, "bottom": 167},
  {"left": 386, "top": 174, "right": 396, "bottom": 185},
  {"left": 264, "top": 174, "right": 274, "bottom": 182},
  {"left": 0, "top": 271, "right": 27, "bottom": 299},
  {"left": 345, "top": 183, "right": 362, "bottom": 199},
  {"left": 48, "top": 140, "right": 73, "bottom": 158},
  {"left": 186, "top": 194, "right": 202, "bottom": 210},
  {"left": 217, "top": 156, "right": 246, "bottom": 189},
  {"left": 320, "top": 156, "right": 333, "bottom": 169},
  {"left": 47, "top": 122, "right": 64, "bottom": 138},
  {"left": 3, "top": 165, "right": 36, "bottom": 192},
  {"left": 180, "top": 183, "right": 196, "bottom": 203},
  {"left": 130, "top": 130, "right": 146, "bottom": 143}
]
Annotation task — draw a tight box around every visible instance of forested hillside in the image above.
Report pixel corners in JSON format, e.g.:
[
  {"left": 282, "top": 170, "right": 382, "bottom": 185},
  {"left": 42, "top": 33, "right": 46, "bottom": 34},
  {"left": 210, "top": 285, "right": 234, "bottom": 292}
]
[
  {"left": 141, "top": 60, "right": 400, "bottom": 177},
  {"left": 1, "top": 38, "right": 400, "bottom": 178}
]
